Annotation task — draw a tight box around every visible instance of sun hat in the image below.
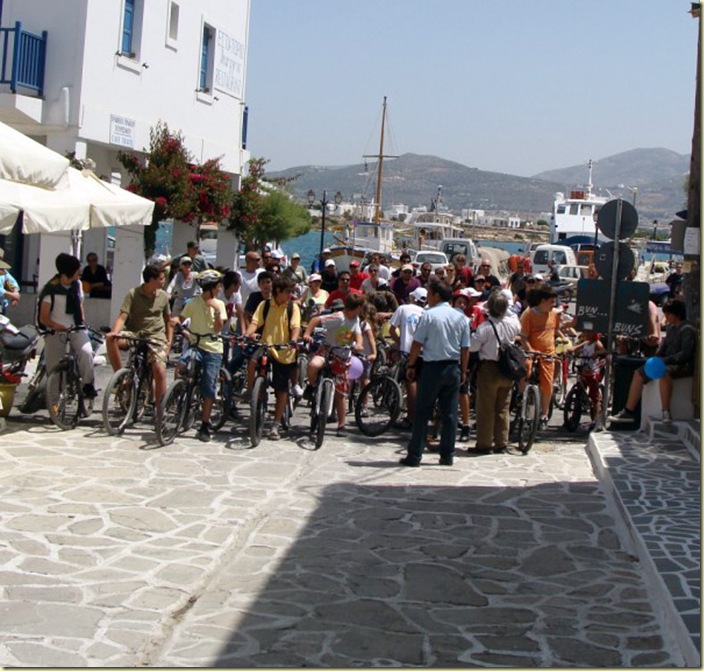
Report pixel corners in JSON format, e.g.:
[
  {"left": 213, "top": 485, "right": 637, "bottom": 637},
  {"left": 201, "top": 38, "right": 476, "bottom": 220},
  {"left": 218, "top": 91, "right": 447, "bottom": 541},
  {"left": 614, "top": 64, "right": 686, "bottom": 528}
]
[{"left": 308, "top": 273, "right": 322, "bottom": 283}]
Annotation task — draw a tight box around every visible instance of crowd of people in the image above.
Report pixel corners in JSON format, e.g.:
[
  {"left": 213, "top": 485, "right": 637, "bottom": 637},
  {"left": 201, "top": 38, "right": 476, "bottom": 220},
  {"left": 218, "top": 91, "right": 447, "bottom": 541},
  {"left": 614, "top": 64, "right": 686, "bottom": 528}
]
[{"left": 26, "top": 241, "right": 696, "bottom": 462}]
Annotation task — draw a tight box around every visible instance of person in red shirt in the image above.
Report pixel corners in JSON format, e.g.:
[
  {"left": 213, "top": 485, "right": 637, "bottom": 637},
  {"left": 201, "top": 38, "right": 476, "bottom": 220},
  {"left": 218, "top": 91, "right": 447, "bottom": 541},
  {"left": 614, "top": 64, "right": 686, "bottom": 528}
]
[
  {"left": 348, "top": 260, "right": 369, "bottom": 291},
  {"left": 324, "top": 270, "right": 363, "bottom": 308},
  {"left": 453, "top": 254, "right": 474, "bottom": 286}
]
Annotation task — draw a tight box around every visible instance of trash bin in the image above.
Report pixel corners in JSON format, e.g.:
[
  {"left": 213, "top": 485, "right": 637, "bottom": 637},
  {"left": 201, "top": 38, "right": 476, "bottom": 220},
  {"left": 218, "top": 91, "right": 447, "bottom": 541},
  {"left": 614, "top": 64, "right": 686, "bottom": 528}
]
[{"left": 611, "top": 355, "right": 645, "bottom": 430}]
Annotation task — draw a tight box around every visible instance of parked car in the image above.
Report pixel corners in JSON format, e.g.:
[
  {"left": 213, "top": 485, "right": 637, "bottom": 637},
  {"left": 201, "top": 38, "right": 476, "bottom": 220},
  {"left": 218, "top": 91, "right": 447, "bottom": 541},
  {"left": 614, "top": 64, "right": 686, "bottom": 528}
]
[
  {"left": 532, "top": 244, "right": 578, "bottom": 275},
  {"left": 412, "top": 251, "right": 449, "bottom": 273},
  {"left": 551, "top": 264, "right": 588, "bottom": 299}
]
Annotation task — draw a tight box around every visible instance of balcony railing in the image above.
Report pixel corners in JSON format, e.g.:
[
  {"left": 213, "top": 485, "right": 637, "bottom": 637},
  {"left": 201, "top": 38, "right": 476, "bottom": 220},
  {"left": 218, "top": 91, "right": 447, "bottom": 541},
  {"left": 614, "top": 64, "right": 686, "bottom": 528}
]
[{"left": 0, "top": 21, "right": 47, "bottom": 96}]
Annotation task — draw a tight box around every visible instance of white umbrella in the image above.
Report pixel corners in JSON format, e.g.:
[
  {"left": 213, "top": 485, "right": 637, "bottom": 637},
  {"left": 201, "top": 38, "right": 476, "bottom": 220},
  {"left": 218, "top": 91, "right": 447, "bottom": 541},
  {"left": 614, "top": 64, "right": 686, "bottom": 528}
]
[
  {"left": 0, "top": 120, "right": 70, "bottom": 188},
  {"left": 0, "top": 167, "right": 154, "bottom": 234}
]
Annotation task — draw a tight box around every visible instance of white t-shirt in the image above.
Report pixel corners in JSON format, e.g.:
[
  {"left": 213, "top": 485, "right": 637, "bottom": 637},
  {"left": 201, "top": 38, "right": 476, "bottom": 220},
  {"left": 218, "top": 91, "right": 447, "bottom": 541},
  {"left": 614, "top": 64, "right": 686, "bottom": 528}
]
[
  {"left": 389, "top": 303, "right": 424, "bottom": 353},
  {"left": 318, "top": 311, "right": 362, "bottom": 347},
  {"left": 240, "top": 268, "right": 263, "bottom": 304},
  {"left": 363, "top": 263, "right": 391, "bottom": 281},
  {"left": 360, "top": 277, "right": 389, "bottom": 295},
  {"left": 42, "top": 283, "right": 86, "bottom": 329}
]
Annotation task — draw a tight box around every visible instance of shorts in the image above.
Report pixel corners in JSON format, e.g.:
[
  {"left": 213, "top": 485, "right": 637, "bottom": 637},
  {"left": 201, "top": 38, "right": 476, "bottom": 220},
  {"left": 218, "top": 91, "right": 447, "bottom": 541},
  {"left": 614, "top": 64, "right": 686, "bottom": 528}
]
[
  {"left": 271, "top": 359, "right": 296, "bottom": 393},
  {"left": 121, "top": 331, "right": 169, "bottom": 367},
  {"left": 193, "top": 349, "right": 223, "bottom": 400},
  {"left": 638, "top": 363, "right": 693, "bottom": 384}
]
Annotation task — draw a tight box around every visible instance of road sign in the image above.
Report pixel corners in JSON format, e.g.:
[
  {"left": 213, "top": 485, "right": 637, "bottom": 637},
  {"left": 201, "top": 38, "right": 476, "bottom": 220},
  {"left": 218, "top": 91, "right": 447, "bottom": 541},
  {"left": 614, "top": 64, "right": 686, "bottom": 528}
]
[
  {"left": 597, "top": 199, "right": 639, "bottom": 240},
  {"left": 575, "top": 278, "right": 650, "bottom": 337},
  {"left": 594, "top": 241, "right": 635, "bottom": 282}
]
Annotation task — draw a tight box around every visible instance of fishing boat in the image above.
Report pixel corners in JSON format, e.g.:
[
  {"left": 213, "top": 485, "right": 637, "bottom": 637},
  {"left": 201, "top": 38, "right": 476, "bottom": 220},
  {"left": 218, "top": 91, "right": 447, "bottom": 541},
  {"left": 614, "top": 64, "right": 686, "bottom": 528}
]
[
  {"left": 328, "top": 97, "right": 400, "bottom": 270},
  {"left": 550, "top": 160, "right": 608, "bottom": 244},
  {"left": 403, "top": 186, "right": 464, "bottom": 251}
]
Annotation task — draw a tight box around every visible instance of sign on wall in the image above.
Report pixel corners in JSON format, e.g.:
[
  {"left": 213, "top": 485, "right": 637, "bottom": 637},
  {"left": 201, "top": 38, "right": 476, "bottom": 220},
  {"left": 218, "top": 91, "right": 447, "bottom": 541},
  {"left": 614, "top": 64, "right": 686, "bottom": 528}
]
[
  {"left": 109, "top": 115, "right": 136, "bottom": 148},
  {"left": 575, "top": 278, "right": 650, "bottom": 337},
  {"left": 214, "top": 29, "right": 245, "bottom": 99}
]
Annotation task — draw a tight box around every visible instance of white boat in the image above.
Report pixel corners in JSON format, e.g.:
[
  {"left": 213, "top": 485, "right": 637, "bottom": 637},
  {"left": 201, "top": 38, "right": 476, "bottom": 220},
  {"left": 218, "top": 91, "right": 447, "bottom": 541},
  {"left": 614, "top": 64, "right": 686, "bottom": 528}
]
[
  {"left": 550, "top": 159, "right": 608, "bottom": 244},
  {"left": 328, "top": 97, "right": 402, "bottom": 270}
]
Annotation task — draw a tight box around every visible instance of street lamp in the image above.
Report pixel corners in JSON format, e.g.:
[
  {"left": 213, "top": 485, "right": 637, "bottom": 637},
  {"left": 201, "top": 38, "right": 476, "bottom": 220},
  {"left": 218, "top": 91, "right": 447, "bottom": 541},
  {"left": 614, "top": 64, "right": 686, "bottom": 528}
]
[{"left": 307, "top": 189, "right": 342, "bottom": 260}]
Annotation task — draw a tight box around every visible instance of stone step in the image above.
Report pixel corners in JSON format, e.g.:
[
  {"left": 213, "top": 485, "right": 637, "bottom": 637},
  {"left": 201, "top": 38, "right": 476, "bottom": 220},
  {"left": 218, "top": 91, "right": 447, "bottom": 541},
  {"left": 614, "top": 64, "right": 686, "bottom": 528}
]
[
  {"left": 587, "top": 430, "right": 701, "bottom": 666},
  {"left": 642, "top": 417, "right": 701, "bottom": 459}
]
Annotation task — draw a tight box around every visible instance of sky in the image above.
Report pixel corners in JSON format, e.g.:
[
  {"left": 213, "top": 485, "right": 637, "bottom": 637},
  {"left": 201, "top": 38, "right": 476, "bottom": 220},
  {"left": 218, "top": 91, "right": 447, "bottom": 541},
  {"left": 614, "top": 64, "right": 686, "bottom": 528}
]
[{"left": 244, "top": 0, "right": 698, "bottom": 178}]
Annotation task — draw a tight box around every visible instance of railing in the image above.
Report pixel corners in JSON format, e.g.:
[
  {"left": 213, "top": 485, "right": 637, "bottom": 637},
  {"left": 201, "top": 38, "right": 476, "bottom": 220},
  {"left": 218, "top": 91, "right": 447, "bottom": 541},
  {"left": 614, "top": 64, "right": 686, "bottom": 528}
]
[{"left": 0, "top": 21, "right": 47, "bottom": 96}]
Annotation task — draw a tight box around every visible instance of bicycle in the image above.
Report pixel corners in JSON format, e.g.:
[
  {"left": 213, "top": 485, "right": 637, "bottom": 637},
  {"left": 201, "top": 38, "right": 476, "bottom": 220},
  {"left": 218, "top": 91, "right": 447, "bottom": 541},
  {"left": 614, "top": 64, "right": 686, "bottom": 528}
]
[
  {"left": 45, "top": 325, "right": 104, "bottom": 431},
  {"left": 156, "top": 329, "right": 232, "bottom": 446},
  {"left": 308, "top": 344, "right": 356, "bottom": 450},
  {"left": 243, "top": 337, "right": 297, "bottom": 447},
  {"left": 354, "top": 347, "right": 403, "bottom": 436},
  {"left": 563, "top": 357, "right": 606, "bottom": 432},
  {"left": 552, "top": 339, "right": 573, "bottom": 410},
  {"left": 512, "top": 351, "right": 557, "bottom": 455},
  {"left": 102, "top": 334, "right": 160, "bottom": 436}
]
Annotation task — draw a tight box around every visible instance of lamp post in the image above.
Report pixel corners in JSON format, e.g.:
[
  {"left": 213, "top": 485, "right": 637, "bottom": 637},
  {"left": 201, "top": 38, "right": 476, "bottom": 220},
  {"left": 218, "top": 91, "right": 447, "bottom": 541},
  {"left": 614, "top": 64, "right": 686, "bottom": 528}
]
[{"left": 307, "top": 189, "right": 342, "bottom": 261}]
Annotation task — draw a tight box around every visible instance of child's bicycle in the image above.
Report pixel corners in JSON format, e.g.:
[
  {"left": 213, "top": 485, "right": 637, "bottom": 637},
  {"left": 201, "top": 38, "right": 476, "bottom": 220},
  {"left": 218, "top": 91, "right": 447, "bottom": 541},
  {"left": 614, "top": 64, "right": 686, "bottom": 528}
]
[
  {"left": 563, "top": 356, "right": 606, "bottom": 432},
  {"left": 156, "top": 328, "right": 232, "bottom": 446}
]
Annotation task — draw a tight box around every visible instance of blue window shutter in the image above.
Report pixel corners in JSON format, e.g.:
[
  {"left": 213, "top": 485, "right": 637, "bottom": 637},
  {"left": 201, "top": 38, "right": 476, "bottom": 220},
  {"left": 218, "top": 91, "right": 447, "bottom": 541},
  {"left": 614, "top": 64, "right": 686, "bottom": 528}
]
[
  {"left": 200, "top": 26, "right": 211, "bottom": 90},
  {"left": 122, "top": 0, "right": 135, "bottom": 54}
]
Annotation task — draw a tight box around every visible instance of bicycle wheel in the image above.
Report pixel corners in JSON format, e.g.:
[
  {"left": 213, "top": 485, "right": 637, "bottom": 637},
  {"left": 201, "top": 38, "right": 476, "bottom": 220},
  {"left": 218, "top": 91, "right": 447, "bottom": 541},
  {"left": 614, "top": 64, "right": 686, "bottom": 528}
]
[
  {"left": 18, "top": 361, "right": 47, "bottom": 414},
  {"left": 210, "top": 367, "right": 232, "bottom": 432},
  {"left": 355, "top": 376, "right": 402, "bottom": 436},
  {"left": 102, "top": 368, "right": 136, "bottom": 435},
  {"left": 46, "top": 363, "right": 81, "bottom": 430},
  {"left": 517, "top": 384, "right": 540, "bottom": 454},
  {"left": 249, "top": 376, "right": 267, "bottom": 447},
  {"left": 562, "top": 385, "right": 584, "bottom": 432},
  {"left": 156, "top": 379, "right": 188, "bottom": 446},
  {"left": 133, "top": 370, "right": 152, "bottom": 424},
  {"left": 314, "top": 378, "right": 334, "bottom": 449}
]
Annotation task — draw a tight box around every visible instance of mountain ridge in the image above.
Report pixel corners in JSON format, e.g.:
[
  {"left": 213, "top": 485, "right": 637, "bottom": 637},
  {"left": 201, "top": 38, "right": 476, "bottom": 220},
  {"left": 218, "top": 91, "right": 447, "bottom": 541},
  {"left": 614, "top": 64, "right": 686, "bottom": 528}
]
[{"left": 268, "top": 148, "right": 690, "bottom": 222}]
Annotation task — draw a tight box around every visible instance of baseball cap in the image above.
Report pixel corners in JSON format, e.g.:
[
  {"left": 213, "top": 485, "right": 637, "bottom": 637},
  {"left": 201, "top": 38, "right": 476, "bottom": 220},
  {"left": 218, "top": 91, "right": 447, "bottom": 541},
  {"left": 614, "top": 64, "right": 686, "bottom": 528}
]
[
  {"left": 331, "top": 299, "right": 345, "bottom": 310},
  {"left": 322, "top": 248, "right": 332, "bottom": 254},
  {"left": 291, "top": 252, "right": 301, "bottom": 259},
  {"left": 309, "top": 273, "right": 322, "bottom": 283},
  {"left": 349, "top": 260, "right": 360, "bottom": 267},
  {"left": 325, "top": 259, "right": 336, "bottom": 267},
  {"left": 501, "top": 289, "right": 514, "bottom": 303},
  {"left": 465, "top": 287, "right": 483, "bottom": 298},
  {"left": 401, "top": 263, "right": 414, "bottom": 272},
  {"left": 187, "top": 240, "right": 199, "bottom": 249},
  {"left": 533, "top": 273, "right": 544, "bottom": 281},
  {"left": 409, "top": 287, "right": 427, "bottom": 303},
  {"left": 180, "top": 255, "right": 193, "bottom": 265}
]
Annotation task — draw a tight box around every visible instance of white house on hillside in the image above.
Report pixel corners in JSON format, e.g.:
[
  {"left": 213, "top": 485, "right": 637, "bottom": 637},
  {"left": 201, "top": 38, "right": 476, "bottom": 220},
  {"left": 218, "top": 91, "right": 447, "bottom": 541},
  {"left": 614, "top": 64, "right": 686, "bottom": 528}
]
[{"left": 0, "top": 0, "right": 251, "bottom": 325}]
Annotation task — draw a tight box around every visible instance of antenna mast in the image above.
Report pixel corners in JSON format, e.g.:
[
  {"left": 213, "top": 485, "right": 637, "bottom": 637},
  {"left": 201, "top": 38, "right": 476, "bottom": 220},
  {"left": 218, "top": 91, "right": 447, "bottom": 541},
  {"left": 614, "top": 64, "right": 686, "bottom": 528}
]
[{"left": 363, "top": 96, "right": 397, "bottom": 223}]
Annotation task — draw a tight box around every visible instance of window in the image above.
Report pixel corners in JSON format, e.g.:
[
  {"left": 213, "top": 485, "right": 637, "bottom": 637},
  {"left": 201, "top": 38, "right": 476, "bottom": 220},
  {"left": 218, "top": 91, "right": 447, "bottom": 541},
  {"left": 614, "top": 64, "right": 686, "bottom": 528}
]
[
  {"left": 166, "top": 1, "right": 179, "bottom": 49},
  {"left": 199, "top": 24, "right": 214, "bottom": 92},
  {"left": 120, "top": 0, "right": 143, "bottom": 58}
]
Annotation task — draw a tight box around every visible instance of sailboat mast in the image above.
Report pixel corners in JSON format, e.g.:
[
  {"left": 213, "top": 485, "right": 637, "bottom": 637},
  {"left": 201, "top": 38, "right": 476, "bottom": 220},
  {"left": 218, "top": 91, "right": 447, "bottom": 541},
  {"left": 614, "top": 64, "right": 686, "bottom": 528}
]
[{"left": 373, "top": 97, "right": 387, "bottom": 223}]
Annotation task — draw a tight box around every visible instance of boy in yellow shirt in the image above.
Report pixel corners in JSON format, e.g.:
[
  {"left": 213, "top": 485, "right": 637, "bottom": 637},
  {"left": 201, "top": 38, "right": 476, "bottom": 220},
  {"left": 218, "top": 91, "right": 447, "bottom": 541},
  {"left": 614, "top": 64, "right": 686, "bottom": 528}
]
[
  {"left": 246, "top": 276, "right": 301, "bottom": 440},
  {"left": 180, "top": 270, "right": 227, "bottom": 442}
]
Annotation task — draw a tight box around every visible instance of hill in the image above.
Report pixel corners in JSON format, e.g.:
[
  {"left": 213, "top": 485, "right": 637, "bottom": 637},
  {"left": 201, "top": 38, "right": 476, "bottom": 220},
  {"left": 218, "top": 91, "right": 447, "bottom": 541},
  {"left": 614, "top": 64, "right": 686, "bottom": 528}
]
[{"left": 267, "top": 149, "right": 690, "bottom": 222}]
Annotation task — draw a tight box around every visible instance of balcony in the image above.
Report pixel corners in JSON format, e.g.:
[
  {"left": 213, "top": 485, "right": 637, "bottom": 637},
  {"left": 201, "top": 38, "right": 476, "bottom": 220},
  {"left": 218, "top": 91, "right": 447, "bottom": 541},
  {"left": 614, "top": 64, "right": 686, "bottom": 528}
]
[{"left": 0, "top": 21, "right": 47, "bottom": 97}]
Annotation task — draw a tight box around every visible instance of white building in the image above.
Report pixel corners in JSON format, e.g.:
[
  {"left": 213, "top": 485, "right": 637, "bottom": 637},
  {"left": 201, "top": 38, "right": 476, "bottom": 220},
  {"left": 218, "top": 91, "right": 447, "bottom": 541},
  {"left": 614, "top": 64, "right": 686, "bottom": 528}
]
[{"left": 0, "top": 0, "right": 251, "bottom": 325}]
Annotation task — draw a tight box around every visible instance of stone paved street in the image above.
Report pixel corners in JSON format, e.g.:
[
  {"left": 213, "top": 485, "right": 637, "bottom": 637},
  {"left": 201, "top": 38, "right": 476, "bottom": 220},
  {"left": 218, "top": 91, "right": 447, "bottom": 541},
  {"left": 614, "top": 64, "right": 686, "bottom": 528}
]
[{"left": 0, "top": 385, "right": 697, "bottom": 667}]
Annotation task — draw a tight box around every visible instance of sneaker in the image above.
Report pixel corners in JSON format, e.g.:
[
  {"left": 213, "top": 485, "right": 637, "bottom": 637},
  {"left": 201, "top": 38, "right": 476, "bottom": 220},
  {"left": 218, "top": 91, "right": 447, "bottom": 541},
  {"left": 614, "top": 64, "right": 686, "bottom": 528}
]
[
  {"left": 539, "top": 416, "right": 549, "bottom": 431},
  {"left": 82, "top": 383, "right": 98, "bottom": 400},
  {"left": 662, "top": 410, "right": 673, "bottom": 424},
  {"left": 240, "top": 388, "right": 252, "bottom": 402},
  {"left": 292, "top": 384, "right": 304, "bottom": 399},
  {"left": 459, "top": 425, "right": 470, "bottom": 442},
  {"left": 609, "top": 408, "right": 634, "bottom": 424},
  {"left": 335, "top": 425, "right": 348, "bottom": 438},
  {"left": 196, "top": 423, "right": 212, "bottom": 443},
  {"left": 267, "top": 424, "right": 280, "bottom": 440}
]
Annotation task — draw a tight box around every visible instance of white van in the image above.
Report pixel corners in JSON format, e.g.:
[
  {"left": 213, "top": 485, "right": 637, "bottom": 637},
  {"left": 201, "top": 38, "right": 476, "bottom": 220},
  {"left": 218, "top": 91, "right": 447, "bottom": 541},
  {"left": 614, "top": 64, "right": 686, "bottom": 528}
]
[
  {"left": 440, "top": 238, "right": 480, "bottom": 265},
  {"left": 531, "top": 244, "right": 577, "bottom": 275}
]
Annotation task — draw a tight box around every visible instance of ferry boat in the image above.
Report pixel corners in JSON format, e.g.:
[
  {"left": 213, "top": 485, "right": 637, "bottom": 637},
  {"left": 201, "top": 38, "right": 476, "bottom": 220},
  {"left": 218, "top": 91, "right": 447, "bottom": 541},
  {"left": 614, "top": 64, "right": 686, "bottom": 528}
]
[{"left": 550, "top": 160, "right": 608, "bottom": 244}]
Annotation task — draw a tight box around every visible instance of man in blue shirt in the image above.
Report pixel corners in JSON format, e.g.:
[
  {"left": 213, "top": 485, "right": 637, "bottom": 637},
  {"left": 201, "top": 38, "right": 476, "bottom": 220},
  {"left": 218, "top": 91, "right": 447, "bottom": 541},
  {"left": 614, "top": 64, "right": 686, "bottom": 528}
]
[{"left": 400, "top": 280, "right": 470, "bottom": 467}]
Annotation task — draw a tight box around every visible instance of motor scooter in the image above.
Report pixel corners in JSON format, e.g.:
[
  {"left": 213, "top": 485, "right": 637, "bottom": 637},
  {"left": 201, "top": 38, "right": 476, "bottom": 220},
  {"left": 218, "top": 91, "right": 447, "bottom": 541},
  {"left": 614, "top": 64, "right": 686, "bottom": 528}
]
[{"left": 0, "top": 315, "right": 40, "bottom": 381}]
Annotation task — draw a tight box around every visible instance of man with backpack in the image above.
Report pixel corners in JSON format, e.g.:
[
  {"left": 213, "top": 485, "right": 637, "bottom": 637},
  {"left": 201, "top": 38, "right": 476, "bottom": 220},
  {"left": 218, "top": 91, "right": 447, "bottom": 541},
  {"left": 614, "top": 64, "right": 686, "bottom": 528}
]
[
  {"left": 38, "top": 253, "right": 97, "bottom": 400},
  {"left": 245, "top": 275, "right": 301, "bottom": 440}
]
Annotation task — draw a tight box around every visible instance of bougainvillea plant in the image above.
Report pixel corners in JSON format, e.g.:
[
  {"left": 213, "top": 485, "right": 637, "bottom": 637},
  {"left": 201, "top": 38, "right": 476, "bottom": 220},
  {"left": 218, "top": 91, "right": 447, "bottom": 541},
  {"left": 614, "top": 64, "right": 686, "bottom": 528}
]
[{"left": 117, "top": 121, "right": 234, "bottom": 256}]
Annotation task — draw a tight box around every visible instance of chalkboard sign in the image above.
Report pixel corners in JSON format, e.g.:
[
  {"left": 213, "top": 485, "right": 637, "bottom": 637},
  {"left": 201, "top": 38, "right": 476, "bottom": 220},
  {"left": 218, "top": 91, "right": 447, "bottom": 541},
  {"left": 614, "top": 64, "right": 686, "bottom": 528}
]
[{"left": 575, "top": 279, "right": 651, "bottom": 336}]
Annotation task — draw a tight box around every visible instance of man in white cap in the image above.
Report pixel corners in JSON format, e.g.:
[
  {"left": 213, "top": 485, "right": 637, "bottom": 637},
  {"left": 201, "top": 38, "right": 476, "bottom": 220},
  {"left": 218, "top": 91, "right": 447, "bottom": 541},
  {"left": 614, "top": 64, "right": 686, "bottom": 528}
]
[
  {"left": 311, "top": 248, "right": 333, "bottom": 274},
  {"left": 389, "top": 285, "right": 427, "bottom": 428},
  {"left": 320, "top": 258, "right": 338, "bottom": 293}
]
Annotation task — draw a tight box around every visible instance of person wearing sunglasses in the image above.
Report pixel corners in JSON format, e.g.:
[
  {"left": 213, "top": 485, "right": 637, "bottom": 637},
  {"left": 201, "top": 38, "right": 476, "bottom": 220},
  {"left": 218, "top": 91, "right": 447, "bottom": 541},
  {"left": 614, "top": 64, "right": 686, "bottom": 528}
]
[
  {"left": 325, "top": 270, "right": 363, "bottom": 308},
  {"left": 476, "top": 259, "right": 501, "bottom": 291}
]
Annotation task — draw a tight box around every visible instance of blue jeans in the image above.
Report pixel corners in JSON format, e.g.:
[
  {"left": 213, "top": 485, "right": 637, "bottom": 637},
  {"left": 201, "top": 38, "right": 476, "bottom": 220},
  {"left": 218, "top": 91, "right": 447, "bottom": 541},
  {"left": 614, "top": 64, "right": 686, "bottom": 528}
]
[
  {"left": 406, "top": 360, "right": 460, "bottom": 463},
  {"left": 194, "top": 349, "right": 223, "bottom": 400}
]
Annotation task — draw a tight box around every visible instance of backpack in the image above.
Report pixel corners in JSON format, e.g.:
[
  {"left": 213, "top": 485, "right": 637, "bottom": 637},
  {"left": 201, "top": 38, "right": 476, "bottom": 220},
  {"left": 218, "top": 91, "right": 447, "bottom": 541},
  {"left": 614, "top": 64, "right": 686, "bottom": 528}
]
[{"left": 488, "top": 319, "right": 527, "bottom": 381}]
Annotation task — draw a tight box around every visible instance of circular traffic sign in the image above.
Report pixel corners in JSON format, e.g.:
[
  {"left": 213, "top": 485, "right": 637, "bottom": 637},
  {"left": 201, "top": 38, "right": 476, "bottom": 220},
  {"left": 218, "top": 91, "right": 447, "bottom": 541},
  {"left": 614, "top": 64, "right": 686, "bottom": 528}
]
[
  {"left": 597, "top": 199, "right": 639, "bottom": 240},
  {"left": 594, "top": 241, "right": 635, "bottom": 282}
]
